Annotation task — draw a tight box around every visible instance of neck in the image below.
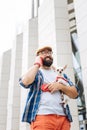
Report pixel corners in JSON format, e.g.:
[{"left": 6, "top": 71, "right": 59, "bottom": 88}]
[{"left": 41, "top": 66, "right": 52, "bottom": 70}]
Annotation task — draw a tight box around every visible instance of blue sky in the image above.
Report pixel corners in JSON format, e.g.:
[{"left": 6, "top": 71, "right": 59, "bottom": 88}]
[{"left": 0, "top": 0, "right": 31, "bottom": 55}]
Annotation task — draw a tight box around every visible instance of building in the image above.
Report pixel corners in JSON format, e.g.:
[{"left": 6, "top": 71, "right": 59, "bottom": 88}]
[{"left": 0, "top": 0, "right": 87, "bottom": 130}]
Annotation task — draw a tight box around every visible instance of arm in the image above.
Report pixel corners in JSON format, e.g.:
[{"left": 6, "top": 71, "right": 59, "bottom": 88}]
[
  {"left": 20, "top": 56, "right": 42, "bottom": 86},
  {"left": 21, "top": 65, "right": 39, "bottom": 86},
  {"left": 45, "top": 82, "right": 78, "bottom": 99},
  {"left": 59, "top": 83, "right": 78, "bottom": 98}
]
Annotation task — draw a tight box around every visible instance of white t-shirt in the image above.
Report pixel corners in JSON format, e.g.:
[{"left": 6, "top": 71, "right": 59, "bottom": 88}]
[{"left": 37, "top": 68, "right": 65, "bottom": 116}]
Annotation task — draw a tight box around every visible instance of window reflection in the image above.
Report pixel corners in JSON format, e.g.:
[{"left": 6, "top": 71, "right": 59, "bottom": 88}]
[
  {"left": 71, "top": 32, "right": 87, "bottom": 129},
  {"left": 67, "top": 0, "right": 87, "bottom": 128}
]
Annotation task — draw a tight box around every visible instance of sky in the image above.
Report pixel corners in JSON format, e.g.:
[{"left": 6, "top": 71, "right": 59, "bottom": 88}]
[{"left": 0, "top": 0, "right": 31, "bottom": 55}]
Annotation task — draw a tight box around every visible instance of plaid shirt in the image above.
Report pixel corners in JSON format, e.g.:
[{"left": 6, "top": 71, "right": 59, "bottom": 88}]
[
  {"left": 19, "top": 70, "right": 44, "bottom": 124},
  {"left": 19, "top": 71, "right": 79, "bottom": 124}
]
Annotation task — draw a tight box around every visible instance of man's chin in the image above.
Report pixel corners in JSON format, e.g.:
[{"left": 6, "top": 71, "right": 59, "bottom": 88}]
[
  {"left": 43, "top": 62, "right": 53, "bottom": 67},
  {"left": 43, "top": 65, "right": 51, "bottom": 67},
  {"left": 43, "top": 57, "right": 53, "bottom": 67}
]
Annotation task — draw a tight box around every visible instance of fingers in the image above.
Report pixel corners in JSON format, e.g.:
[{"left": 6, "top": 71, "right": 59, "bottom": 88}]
[
  {"left": 48, "top": 82, "right": 60, "bottom": 93},
  {"left": 46, "top": 83, "right": 56, "bottom": 93},
  {"left": 41, "top": 82, "right": 60, "bottom": 93},
  {"left": 34, "top": 56, "right": 43, "bottom": 67}
]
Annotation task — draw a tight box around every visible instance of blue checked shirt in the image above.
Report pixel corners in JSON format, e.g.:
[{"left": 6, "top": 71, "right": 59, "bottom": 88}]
[
  {"left": 19, "top": 70, "right": 79, "bottom": 124},
  {"left": 19, "top": 70, "right": 44, "bottom": 124}
]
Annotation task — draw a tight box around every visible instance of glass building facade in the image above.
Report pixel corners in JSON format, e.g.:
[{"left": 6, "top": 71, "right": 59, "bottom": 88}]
[{"left": 67, "top": 0, "right": 87, "bottom": 129}]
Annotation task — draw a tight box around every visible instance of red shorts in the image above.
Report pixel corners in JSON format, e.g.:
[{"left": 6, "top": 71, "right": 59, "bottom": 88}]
[{"left": 30, "top": 114, "right": 71, "bottom": 130}]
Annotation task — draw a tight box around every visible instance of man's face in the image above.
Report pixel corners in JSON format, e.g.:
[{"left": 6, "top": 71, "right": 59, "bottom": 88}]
[
  {"left": 43, "top": 56, "right": 53, "bottom": 67},
  {"left": 39, "top": 49, "right": 53, "bottom": 67}
]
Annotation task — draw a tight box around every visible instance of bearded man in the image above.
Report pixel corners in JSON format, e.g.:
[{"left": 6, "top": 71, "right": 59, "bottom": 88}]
[{"left": 19, "top": 46, "right": 79, "bottom": 130}]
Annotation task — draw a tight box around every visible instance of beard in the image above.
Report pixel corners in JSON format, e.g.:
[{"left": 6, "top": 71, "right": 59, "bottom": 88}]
[{"left": 43, "top": 56, "right": 53, "bottom": 67}]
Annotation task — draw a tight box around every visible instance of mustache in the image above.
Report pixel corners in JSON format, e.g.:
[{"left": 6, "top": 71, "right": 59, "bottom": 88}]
[
  {"left": 44, "top": 56, "right": 53, "bottom": 60},
  {"left": 43, "top": 56, "right": 53, "bottom": 67}
]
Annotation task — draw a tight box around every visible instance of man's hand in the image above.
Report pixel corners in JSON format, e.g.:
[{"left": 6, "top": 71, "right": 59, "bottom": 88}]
[
  {"left": 43, "top": 82, "right": 61, "bottom": 93},
  {"left": 34, "top": 56, "right": 43, "bottom": 67},
  {"left": 41, "top": 81, "right": 78, "bottom": 98},
  {"left": 41, "top": 84, "right": 50, "bottom": 92}
]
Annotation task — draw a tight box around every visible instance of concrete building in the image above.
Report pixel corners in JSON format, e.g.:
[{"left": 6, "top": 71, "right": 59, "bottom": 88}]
[
  {"left": 0, "top": 50, "right": 11, "bottom": 130},
  {"left": 20, "top": 17, "right": 38, "bottom": 130},
  {"left": 0, "top": 0, "right": 87, "bottom": 130},
  {"left": 6, "top": 33, "right": 23, "bottom": 130}
]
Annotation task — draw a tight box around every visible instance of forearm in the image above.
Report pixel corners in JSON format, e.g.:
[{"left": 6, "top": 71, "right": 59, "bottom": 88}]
[
  {"left": 59, "top": 83, "right": 78, "bottom": 99},
  {"left": 21, "top": 56, "right": 43, "bottom": 86},
  {"left": 47, "top": 82, "right": 78, "bottom": 98},
  {"left": 21, "top": 64, "right": 39, "bottom": 86}
]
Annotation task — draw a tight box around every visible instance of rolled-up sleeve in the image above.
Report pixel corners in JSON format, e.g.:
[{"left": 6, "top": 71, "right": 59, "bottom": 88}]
[
  {"left": 19, "top": 72, "right": 39, "bottom": 89},
  {"left": 19, "top": 78, "right": 30, "bottom": 89}
]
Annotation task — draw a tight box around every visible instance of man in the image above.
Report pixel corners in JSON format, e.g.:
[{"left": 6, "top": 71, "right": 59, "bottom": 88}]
[{"left": 19, "top": 46, "right": 79, "bottom": 130}]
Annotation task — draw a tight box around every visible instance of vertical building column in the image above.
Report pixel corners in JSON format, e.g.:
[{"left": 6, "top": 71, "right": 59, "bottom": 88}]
[
  {"left": 31, "top": 0, "right": 40, "bottom": 18},
  {"left": 6, "top": 33, "right": 23, "bottom": 130},
  {"left": 31, "top": 0, "right": 34, "bottom": 18},
  {"left": 20, "top": 18, "right": 38, "bottom": 130},
  {"left": 52, "top": 0, "right": 79, "bottom": 129},
  {"left": 0, "top": 50, "right": 11, "bottom": 130},
  {"left": 38, "top": 0, "right": 57, "bottom": 65},
  {"left": 28, "top": 18, "right": 38, "bottom": 67},
  {"left": 34, "top": 0, "right": 40, "bottom": 17},
  {"left": 38, "top": 0, "right": 79, "bottom": 129}
]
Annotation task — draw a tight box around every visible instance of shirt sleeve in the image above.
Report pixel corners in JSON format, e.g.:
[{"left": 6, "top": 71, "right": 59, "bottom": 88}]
[
  {"left": 19, "top": 78, "right": 30, "bottom": 89},
  {"left": 19, "top": 72, "right": 39, "bottom": 89}
]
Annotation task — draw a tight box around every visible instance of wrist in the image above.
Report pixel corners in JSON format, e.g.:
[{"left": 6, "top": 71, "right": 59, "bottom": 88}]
[
  {"left": 59, "top": 83, "right": 64, "bottom": 91},
  {"left": 57, "top": 82, "right": 63, "bottom": 91},
  {"left": 34, "top": 62, "right": 41, "bottom": 68},
  {"left": 34, "top": 56, "right": 43, "bottom": 67}
]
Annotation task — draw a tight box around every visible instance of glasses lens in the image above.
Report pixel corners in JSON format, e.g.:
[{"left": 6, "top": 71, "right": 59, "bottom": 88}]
[{"left": 41, "top": 51, "right": 53, "bottom": 55}]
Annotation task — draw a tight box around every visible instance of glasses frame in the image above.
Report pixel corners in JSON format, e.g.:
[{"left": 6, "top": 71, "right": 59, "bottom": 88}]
[{"left": 39, "top": 50, "right": 53, "bottom": 55}]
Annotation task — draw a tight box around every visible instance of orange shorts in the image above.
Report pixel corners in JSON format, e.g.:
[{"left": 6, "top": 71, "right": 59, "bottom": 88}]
[{"left": 30, "top": 114, "right": 71, "bottom": 130}]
